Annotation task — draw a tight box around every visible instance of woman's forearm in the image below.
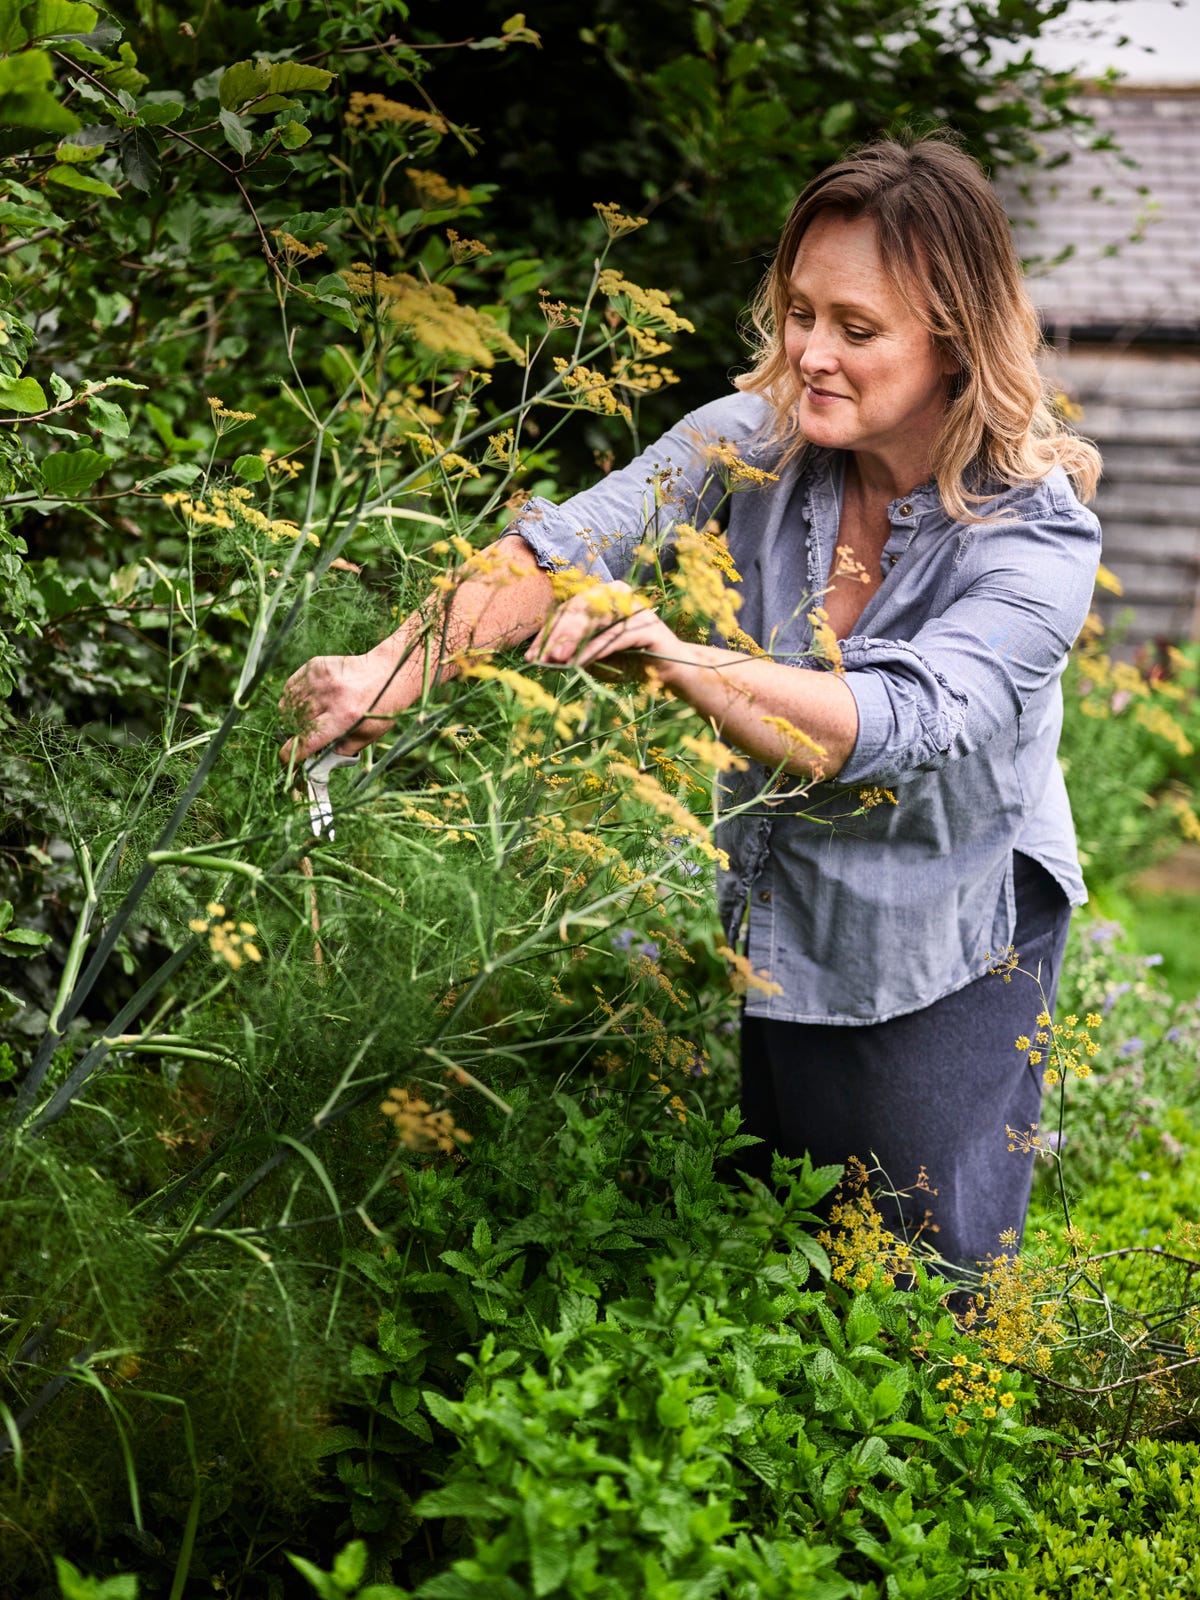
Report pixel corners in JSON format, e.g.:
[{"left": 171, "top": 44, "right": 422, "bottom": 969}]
[
  {"left": 371, "top": 534, "right": 555, "bottom": 691},
  {"left": 648, "top": 638, "right": 859, "bottom": 779},
  {"left": 281, "top": 535, "right": 554, "bottom": 763}
]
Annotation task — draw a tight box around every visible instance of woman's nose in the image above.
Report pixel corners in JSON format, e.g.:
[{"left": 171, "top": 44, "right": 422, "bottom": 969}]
[{"left": 799, "top": 324, "right": 839, "bottom": 376}]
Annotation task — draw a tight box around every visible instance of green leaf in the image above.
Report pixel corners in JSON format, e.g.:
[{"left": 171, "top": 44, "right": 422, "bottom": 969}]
[
  {"left": 20, "top": 0, "right": 98, "bottom": 43},
  {"left": 0, "top": 376, "right": 46, "bottom": 414},
  {"left": 109, "top": 561, "right": 139, "bottom": 603},
  {"left": 277, "top": 207, "right": 342, "bottom": 239},
  {"left": 144, "top": 403, "right": 205, "bottom": 456},
  {"left": 413, "top": 1480, "right": 510, "bottom": 1519},
  {"left": 284, "top": 1554, "right": 338, "bottom": 1600},
  {"left": 332, "top": 1541, "right": 368, "bottom": 1591},
  {"left": 41, "top": 447, "right": 109, "bottom": 496},
  {"left": 135, "top": 97, "right": 183, "bottom": 125},
  {"left": 0, "top": 1, "right": 30, "bottom": 50},
  {"left": 135, "top": 463, "right": 201, "bottom": 491},
  {"left": 0, "top": 49, "right": 80, "bottom": 134},
  {"left": 389, "top": 1381, "right": 419, "bottom": 1418},
  {"left": 218, "top": 108, "right": 252, "bottom": 157},
  {"left": 243, "top": 155, "right": 292, "bottom": 189},
  {"left": 349, "top": 1342, "right": 393, "bottom": 1377},
  {"left": 232, "top": 453, "right": 266, "bottom": 482},
  {"left": 52, "top": 1556, "right": 137, "bottom": 1600},
  {"left": 54, "top": 135, "right": 107, "bottom": 163},
  {"left": 791, "top": 1232, "right": 831, "bottom": 1280},
  {"left": 265, "top": 60, "right": 333, "bottom": 100},
  {"left": 0, "top": 985, "right": 22, "bottom": 1026},
  {"left": 870, "top": 1375, "right": 906, "bottom": 1421},
  {"left": 394, "top": 1409, "right": 432, "bottom": 1443},
  {"left": 217, "top": 58, "right": 271, "bottom": 110},
  {"left": 530, "top": 1531, "right": 572, "bottom": 1597},
  {"left": 0, "top": 198, "right": 65, "bottom": 229},
  {"left": 100, "top": 41, "right": 146, "bottom": 97},
  {"left": 279, "top": 119, "right": 310, "bottom": 149},
  {"left": 422, "top": 1389, "right": 462, "bottom": 1434},
  {"left": 1, "top": 926, "right": 52, "bottom": 953},
  {"left": 220, "top": 58, "right": 332, "bottom": 115},
  {"left": 46, "top": 163, "right": 119, "bottom": 197},
  {"left": 819, "top": 100, "right": 856, "bottom": 139},
  {"left": 845, "top": 1294, "right": 882, "bottom": 1349},
  {"left": 736, "top": 1444, "right": 782, "bottom": 1489},
  {"left": 0, "top": 903, "right": 12, "bottom": 934},
  {"left": 316, "top": 293, "right": 356, "bottom": 332},
  {"left": 880, "top": 1420, "right": 937, "bottom": 1443},
  {"left": 85, "top": 392, "right": 128, "bottom": 437},
  {"left": 119, "top": 126, "right": 158, "bottom": 192},
  {"left": 307, "top": 1424, "right": 364, "bottom": 1459}
]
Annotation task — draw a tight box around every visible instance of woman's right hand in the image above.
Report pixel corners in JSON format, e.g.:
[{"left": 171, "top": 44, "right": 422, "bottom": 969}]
[
  {"left": 278, "top": 645, "right": 411, "bottom": 769},
  {"left": 278, "top": 534, "right": 556, "bottom": 771}
]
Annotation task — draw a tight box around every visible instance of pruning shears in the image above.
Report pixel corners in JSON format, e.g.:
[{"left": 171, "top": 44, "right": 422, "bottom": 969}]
[{"left": 303, "top": 749, "right": 360, "bottom": 839}]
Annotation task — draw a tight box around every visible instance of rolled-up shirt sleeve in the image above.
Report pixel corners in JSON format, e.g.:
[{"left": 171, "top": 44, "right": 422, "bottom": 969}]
[
  {"left": 507, "top": 393, "right": 771, "bottom": 582},
  {"left": 836, "top": 502, "right": 1102, "bottom": 787}
]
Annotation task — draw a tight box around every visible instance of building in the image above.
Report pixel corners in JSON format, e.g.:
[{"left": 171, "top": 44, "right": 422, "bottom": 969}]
[{"left": 1003, "top": 88, "right": 1200, "bottom": 644}]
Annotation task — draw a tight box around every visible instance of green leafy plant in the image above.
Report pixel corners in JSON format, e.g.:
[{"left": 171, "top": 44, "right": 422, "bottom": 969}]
[{"left": 0, "top": 4, "right": 1184, "bottom": 1596}]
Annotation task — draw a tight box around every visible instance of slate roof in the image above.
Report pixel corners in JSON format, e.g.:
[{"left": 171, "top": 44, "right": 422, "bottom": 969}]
[{"left": 1000, "top": 90, "right": 1200, "bottom": 339}]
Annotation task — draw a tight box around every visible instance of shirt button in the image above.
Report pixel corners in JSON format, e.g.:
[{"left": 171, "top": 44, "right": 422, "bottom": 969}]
[
  {"left": 899, "top": 502, "right": 913, "bottom": 517},
  {"left": 758, "top": 889, "right": 772, "bottom": 904},
  {"left": 888, "top": 553, "right": 899, "bottom": 567}
]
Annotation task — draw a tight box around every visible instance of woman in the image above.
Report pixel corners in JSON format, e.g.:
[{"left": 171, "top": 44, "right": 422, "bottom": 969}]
[{"left": 282, "top": 135, "right": 1101, "bottom": 1271}]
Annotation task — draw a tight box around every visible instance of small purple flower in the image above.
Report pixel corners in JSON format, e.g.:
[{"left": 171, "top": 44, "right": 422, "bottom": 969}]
[
  {"left": 1138, "top": 1171, "right": 1152, "bottom": 1182},
  {"left": 637, "top": 940, "right": 660, "bottom": 961},
  {"left": 1166, "top": 1029, "right": 1181, "bottom": 1044},
  {"left": 1088, "top": 922, "right": 1121, "bottom": 945},
  {"left": 687, "top": 1053, "right": 707, "bottom": 1078},
  {"left": 1117, "top": 1036, "right": 1144, "bottom": 1058},
  {"left": 718, "top": 1018, "right": 737, "bottom": 1036},
  {"left": 1144, "top": 953, "right": 1164, "bottom": 968},
  {"left": 1045, "top": 1130, "right": 1065, "bottom": 1153},
  {"left": 613, "top": 928, "right": 637, "bottom": 951},
  {"left": 664, "top": 835, "right": 704, "bottom": 876},
  {"left": 1103, "top": 982, "right": 1131, "bottom": 1014}
]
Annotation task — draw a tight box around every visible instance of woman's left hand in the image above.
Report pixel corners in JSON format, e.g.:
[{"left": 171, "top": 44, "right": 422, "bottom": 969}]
[{"left": 525, "top": 581, "right": 680, "bottom": 673}]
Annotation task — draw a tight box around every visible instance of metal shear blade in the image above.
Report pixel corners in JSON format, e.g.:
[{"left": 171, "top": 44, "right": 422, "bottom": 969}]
[{"left": 304, "top": 750, "right": 360, "bottom": 839}]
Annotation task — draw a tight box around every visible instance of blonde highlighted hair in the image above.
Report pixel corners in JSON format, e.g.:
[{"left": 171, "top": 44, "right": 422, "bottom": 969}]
[{"left": 736, "top": 133, "right": 1100, "bottom": 521}]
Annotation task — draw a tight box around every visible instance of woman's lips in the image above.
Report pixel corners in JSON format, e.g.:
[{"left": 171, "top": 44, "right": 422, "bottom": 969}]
[{"left": 805, "top": 384, "right": 848, "bottom": 404}]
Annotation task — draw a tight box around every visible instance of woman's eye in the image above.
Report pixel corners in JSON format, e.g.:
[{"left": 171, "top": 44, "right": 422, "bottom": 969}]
[
  {"left": 845, "top": 327, "right": 876, "bottom": 342},
  {"left": 788, "top": 308, "right": 813, "bottom": 324}
]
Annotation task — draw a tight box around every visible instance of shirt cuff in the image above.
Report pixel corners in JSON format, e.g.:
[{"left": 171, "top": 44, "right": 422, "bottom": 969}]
[
  {"left": 836, "top": 637, "right": 968, "bottom": 785},
  {"left": 508, "top": 497, "right": 617, "bottom": 584}
]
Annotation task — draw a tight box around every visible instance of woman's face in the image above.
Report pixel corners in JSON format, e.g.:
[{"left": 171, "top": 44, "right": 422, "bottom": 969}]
[{"left": 783, "top": 211, "right": 955, "bottom": 476}]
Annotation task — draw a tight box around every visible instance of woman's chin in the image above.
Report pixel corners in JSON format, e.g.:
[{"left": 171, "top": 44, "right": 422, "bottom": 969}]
[{"left": 798, "top": 415, "right": 851, "bottom": 451}]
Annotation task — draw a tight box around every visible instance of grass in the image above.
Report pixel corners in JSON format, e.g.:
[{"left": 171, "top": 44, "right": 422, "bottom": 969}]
[{"left": 1122, "top": 890, "right": 1200, "bottom": 1004}]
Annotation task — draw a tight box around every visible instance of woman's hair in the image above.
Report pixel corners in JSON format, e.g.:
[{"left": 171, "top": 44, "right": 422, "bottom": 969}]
[{"left": 736, "top": 133, "right": 1101, "bottom": 519}]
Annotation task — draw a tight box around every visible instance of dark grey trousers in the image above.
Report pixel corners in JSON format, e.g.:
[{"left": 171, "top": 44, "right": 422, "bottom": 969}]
[{"left": 738, "top": 853, "right": 1072, "bottom": 1271}]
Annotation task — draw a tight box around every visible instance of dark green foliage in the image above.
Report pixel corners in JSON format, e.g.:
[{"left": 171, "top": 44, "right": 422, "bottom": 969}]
[
  {"left": 1057, "top": 636, "right": 1200, "bottom": 896},
  {"left": 979, "top": 1441, "right": 1200, "bottom": 1598},
  {"left": 436, "top": 0, "right": 1111, "bottom": 447},
  {"left": 1, "top": 3, "right": 1192, "bottom": 1597}
]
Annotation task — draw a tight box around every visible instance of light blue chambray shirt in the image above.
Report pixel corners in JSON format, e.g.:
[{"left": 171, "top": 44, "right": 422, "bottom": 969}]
[{"left": 512, "top": 391, "right": 1102, "bottom": 1025}]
